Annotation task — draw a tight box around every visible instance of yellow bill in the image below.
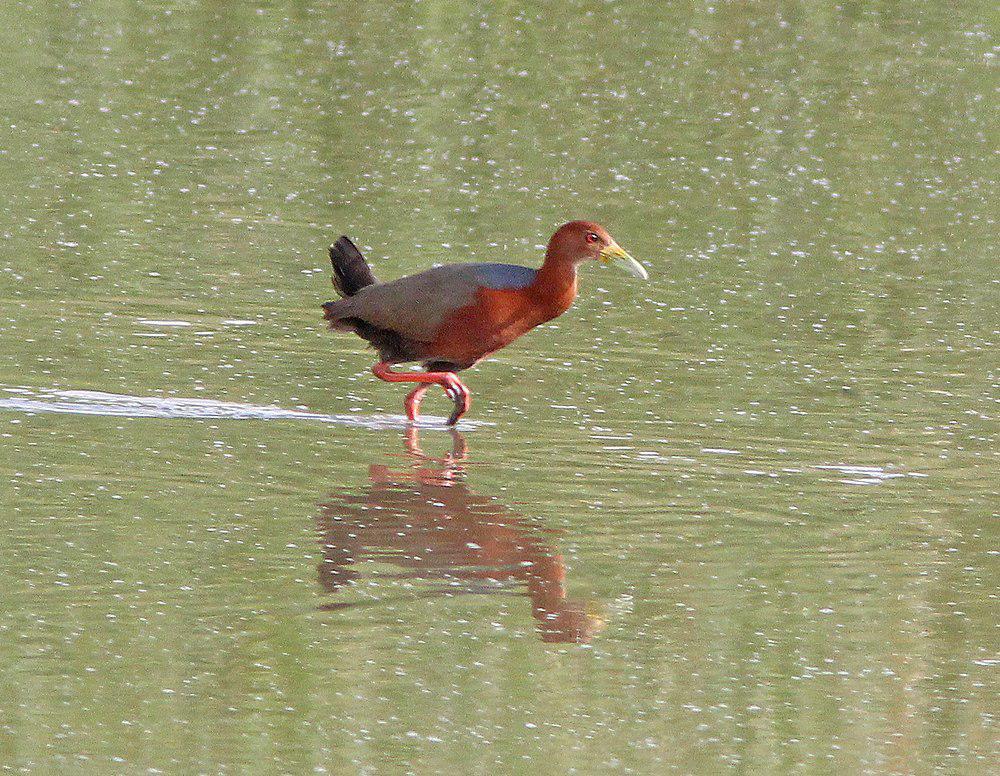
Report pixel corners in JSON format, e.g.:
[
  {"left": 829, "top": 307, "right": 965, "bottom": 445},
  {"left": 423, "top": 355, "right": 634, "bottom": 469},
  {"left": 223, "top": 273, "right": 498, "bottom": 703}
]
[{"left": 600, "top": 242, "right": 649, "bottom": 280}]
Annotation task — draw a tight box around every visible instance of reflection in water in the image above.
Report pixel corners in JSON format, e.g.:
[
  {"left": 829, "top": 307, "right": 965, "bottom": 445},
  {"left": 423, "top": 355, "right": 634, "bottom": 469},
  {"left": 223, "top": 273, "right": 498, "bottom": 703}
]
[{"left": 316, "top": 429, "right": 604, "bottom": 643}]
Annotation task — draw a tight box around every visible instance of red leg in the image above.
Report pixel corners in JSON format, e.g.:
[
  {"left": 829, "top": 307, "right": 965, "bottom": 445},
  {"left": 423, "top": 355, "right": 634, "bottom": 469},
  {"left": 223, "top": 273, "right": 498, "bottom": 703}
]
[
  {"left": 372, "top": 362, "right": 472, "bottom": 425},
  {"left": 404, "top": 385, "right": 429, "bottom": 421}
]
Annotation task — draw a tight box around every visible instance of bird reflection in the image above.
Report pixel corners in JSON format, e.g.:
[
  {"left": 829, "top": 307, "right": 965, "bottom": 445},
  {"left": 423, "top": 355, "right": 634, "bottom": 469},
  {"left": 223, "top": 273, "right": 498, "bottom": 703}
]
[{"left": 316, "top": 428, "right": 604, "bottom": 643}]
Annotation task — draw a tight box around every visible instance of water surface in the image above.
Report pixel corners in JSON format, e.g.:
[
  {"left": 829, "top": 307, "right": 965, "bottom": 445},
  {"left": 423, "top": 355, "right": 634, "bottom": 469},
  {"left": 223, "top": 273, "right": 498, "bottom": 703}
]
[{"left": 1, "top": 1, "right": 996, "bottom": 772}]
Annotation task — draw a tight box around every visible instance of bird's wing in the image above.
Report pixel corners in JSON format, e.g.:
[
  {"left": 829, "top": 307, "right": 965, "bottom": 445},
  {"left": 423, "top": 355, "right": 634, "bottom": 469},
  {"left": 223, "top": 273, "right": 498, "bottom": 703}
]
[
  {"left": 346, "top": 263, "right": 536, "bottom": 343},
  {"left": 470, "top": 263, "right": 537, "bottom": 290}
]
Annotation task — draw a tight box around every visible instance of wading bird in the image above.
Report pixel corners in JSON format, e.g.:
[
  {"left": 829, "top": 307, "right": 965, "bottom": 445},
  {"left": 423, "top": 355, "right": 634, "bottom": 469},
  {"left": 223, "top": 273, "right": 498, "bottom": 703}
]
[{"left": 322, "top": 220, "right": 647, "bottom": 424}]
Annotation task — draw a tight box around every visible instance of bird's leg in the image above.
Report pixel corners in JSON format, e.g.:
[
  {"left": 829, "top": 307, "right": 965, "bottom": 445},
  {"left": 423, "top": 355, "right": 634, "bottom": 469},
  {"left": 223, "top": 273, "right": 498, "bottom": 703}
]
[
  {"left": 372, "top": 362, "right": 472, "bottom": 425},
  {"left": 404, "top": 385, "right": 429, "bottom": 421}
]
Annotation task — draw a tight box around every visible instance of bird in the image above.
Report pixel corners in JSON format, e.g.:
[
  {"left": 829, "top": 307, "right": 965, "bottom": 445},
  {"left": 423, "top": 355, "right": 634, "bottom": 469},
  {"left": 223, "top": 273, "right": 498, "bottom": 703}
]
[{"left": 321, "top": 220, "right": 647, "bottom": 425}]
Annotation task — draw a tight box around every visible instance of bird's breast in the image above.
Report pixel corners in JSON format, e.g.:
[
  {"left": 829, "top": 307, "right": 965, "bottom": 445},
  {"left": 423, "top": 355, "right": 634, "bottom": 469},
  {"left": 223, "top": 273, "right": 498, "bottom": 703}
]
[{"left": 430, "top": 285, "right": 574, "bottom": 363}]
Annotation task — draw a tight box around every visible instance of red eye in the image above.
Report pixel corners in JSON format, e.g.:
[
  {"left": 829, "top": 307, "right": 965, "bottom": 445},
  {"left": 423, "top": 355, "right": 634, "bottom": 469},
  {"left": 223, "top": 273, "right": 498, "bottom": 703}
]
[{"left": 585, "top": 232, "right": 599, "bottom": 244}]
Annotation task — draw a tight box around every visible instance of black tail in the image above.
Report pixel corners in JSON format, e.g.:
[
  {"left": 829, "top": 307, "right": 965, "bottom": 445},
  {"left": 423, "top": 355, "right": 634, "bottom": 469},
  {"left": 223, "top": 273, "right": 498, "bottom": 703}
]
[{"left": 329, "top": 236, "right": 377, "bottom": 297}]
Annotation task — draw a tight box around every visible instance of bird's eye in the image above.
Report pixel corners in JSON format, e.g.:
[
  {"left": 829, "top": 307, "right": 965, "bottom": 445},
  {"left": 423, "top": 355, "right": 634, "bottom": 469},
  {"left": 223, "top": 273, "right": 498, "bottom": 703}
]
[{"left": 585, "top": 232, "right": 600, "bottom": 244}]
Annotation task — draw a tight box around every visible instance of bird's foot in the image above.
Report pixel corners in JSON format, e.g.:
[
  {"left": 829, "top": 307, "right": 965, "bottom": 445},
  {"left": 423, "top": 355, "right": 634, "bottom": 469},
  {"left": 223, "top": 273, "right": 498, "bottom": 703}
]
[
  {"left": 439, "top": 375, "right": 471, "bottom": 426},
  {"left": 374, "top": 362, "right": 471, "bottom": 425},
  {"left": 446, "top": 394, "right": 470, "bottom": 426},
  {"left": 439, "top": 374, "right": 463, "bottom": 400}
]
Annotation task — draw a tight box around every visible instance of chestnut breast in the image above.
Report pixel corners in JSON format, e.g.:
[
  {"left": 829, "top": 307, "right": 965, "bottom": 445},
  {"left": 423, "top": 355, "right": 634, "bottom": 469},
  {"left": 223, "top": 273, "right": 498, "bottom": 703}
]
[{"left": 431, "top": 279, "right": 577, "bottom": 364}]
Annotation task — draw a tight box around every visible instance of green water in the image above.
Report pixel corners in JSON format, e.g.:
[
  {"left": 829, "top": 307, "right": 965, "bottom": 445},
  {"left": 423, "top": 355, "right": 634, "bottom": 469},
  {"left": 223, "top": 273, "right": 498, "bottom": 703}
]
[{"left": 1, "top": 1, "right": 996, "bottom": 772}]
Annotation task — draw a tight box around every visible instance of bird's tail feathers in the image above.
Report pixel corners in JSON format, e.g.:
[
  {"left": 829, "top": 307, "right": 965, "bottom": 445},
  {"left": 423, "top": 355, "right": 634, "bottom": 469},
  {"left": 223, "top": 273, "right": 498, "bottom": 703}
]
[
  {"left": 329, "top": 236, "right": 377, "bottom": 297},
  {"left": 321, "top": 298, "right": 355, "bottom": 330}
]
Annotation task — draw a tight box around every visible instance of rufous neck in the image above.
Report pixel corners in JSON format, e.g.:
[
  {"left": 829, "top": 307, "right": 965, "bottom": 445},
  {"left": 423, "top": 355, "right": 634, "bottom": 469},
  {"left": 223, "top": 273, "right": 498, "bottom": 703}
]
[
  {"left": 534, "top": 252, "right": 578, "bottom": 291},
  {"left": 528, "top": 258, "right": 578, "bottom": 317}
]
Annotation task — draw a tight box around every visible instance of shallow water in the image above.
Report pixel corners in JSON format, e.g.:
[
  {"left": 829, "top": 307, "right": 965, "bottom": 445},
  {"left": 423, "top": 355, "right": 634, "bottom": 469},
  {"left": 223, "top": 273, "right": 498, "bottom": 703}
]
[{"left": 1, "top": 1, "right": 996, "bottom": 772}]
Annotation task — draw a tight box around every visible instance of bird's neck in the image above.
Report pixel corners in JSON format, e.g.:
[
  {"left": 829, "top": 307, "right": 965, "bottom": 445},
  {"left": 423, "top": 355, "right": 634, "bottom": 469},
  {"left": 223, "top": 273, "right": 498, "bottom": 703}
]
[{"left": 530, "top": 255, "right": 579, "bottom": 318}]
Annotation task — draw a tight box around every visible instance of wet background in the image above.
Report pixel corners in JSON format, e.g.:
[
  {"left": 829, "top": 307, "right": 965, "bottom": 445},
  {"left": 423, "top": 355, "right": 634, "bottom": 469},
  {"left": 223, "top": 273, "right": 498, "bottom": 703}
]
[{"left": 1, "top": 0, "right": 997, "bottom": 772}]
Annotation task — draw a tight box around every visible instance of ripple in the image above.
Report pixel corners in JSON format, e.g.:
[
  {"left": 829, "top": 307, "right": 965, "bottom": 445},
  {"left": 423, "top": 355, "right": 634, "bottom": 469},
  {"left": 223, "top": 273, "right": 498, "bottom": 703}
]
[
  {"left": 814, "top": 464, "right": 913, "bottom": 486},
  {"left": 0, "top": 387, "right": 486, "bottom": 430}
]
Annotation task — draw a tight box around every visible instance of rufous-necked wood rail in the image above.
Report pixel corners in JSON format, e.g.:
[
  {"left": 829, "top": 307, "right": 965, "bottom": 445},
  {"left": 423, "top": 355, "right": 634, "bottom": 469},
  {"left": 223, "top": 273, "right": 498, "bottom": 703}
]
[{"left": 321, "top": 220, "right": 647, "bottom": 424}]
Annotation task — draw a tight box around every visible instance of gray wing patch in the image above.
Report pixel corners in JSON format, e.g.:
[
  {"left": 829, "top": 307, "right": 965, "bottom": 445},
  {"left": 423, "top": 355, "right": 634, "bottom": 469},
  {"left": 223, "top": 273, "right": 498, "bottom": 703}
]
[
  {"left": 472, "top": 263, "right": 537, "bottom": 290},
  {"left": 344, "top": 264, "right": 482, "bottom": 342}
]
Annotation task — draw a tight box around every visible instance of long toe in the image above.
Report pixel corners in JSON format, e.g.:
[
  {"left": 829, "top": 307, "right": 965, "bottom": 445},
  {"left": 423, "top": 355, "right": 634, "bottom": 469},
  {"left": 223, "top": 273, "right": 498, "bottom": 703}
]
[
  {"left": 446, "top": 389, "right": 471, "bottom": 426},
  {"left": 440, "top": 375, "right": 461, "bottom": 398}
]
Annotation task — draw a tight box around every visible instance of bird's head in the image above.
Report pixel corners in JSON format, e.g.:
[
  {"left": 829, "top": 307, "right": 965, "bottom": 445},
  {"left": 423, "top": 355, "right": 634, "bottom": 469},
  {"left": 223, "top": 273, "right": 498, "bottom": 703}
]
[{"left": 547, "top": 220, "right": 648, "bottom": 280}]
